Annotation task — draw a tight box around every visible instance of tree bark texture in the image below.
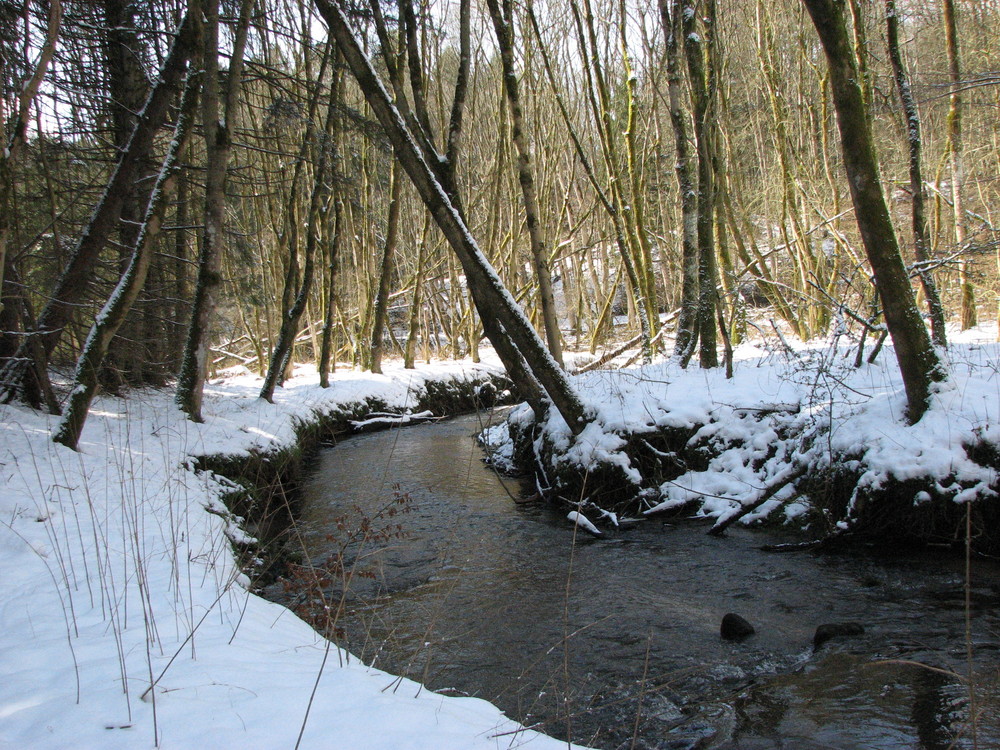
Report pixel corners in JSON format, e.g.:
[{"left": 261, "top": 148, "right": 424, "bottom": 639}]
[
  {"left": 660, "top": 0, "right": 699, "bottom": 361},
  {"left": 682, "top": 0, "right": 719, "bottom": 368}
]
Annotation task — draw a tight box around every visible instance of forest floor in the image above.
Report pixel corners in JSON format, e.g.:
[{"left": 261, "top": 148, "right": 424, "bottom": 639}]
[{"left": 1, "top": 322, "right": 998, "bottom": 748}]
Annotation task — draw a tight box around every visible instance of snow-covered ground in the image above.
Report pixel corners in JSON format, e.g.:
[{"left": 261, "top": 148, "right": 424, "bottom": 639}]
[
  {"left": 504, "top": 323, "right": 1000, "bottom": 528},
  {"left": 0, "top": 358, "right": 585, "bottom": 749},
  {"left": 3, "top": 324, "right": 999, "bottom": 749}
]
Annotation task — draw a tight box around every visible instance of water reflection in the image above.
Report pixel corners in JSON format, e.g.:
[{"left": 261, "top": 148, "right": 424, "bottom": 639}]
[{"left": 277, "top": 413, "right": 1000, "bottom": 749}]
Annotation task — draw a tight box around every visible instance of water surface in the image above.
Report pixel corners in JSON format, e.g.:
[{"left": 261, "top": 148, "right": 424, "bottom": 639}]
[{"left": 280, "top": 412, "right": 1000, "bottom": 749}]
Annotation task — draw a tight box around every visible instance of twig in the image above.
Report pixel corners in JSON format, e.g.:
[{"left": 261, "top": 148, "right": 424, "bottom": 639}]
[{"left": 707, "top": 463, "right": 808, "bottom": 536}]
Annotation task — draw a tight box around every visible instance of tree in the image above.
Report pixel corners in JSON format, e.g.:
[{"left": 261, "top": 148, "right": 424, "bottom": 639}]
[
  {"left": 0, "top": 0, "right": 62, "bottom": 315},
  {"left": 54, "top": 71, "right": 201, "bottom": 449},
  {"left": 176, "top": 0, "right": 253, "bottom": 421},
  {"left": 801, "top": 0, "right": 945, "bottom": 422},
  {"left": 314, "top": 0, "right": 591, "bottom": 433},
  {"left": 0, "top": 8, "right": 200, "bottom": 409},
  {"left": 884, "top": 0, "right": 946, "bottom": 347},
  {"left": 682, "top": 0, "right": 720, "bottom": 368},
  {"left": 486, "top": 0, "right": 563, "bottom": 366},
  {"left": 659, "top": 0, "right": 699, "bottom": 360}
]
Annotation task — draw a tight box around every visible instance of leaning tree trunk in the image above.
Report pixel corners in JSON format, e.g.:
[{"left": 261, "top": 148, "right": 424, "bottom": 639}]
[
  {"left": 315, "top": 0, "right": 590, "bottom": 434},
  {"left": 54, "top": 72, "right": 201, "bottom": 450},
  {"left": 802, "top": 0, "right": 945, "bottom": 423},
  {"left": 885, "top": 0, "right": 946, "bottom": 347},
  {"left": 0, "top": 8, "right": 198, "bottom": 409}
]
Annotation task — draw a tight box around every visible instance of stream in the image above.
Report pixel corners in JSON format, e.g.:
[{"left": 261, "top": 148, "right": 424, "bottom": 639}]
[{"left": 275, "top": 411, "right": 1000, "bottom": 749}]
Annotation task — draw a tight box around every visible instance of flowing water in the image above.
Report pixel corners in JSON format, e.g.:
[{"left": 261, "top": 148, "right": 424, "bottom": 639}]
[{"left": 277, "top": 412, "right": 1000, "bottom": 749}]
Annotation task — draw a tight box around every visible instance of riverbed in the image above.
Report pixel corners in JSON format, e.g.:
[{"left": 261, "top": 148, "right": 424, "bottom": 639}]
[{"left": 274, "top": 411, "right": 999, "bottom": 749}]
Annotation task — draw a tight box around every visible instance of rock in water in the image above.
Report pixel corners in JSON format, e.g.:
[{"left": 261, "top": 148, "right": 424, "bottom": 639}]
[
  {"left": 721, "top": 613, "right": 755, "bottom": 641},
  {"left": 813, "top": 622, "right": 865, "bottom": 650}
]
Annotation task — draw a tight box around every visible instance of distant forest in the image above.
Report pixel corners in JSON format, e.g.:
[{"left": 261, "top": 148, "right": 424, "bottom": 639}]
[{"left": 2, "top": 0, "right": 998, "bottom": 444}]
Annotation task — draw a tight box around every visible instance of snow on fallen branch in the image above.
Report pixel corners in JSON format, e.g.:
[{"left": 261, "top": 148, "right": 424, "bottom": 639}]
[
  {"left": 567, "top": 510, "right": 602, "bottom": 537},
  {"left": 349, "top": 410, "right": 439, "bottom": 430}
]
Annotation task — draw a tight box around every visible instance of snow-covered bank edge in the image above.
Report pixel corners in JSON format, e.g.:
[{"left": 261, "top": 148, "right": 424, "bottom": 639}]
[
  {"left": 493, "top": 327, "right": 1000, "bottom": 552},
  {"left": 0, "top": 360, "right": 586, "bottom": 750}
]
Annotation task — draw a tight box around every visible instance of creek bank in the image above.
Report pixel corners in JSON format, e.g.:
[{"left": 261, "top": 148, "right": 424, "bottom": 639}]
[
  {"left": 191, "top": 368, "right": 513, "bottom": 582},
  {"left": 504, "top": 405, "right": 1000, "bottom": 554},
  {"left": 497, "top": 337, "right": 1000, "bottom": 555}
]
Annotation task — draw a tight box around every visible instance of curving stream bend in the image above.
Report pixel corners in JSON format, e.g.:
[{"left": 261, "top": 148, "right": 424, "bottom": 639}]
[{"left": 274, "top": 411, "right": 1000, "bottom": 750}]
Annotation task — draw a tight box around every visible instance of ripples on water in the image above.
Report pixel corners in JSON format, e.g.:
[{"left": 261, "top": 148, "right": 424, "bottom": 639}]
[{"left": 274, "top": 412, "right": 1000, "bottom": 750}]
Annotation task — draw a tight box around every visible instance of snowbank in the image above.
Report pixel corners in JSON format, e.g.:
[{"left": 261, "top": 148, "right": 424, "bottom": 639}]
[
  {"left": 505, "top": 324, "right": 1000, "bottom": 541},
  {"left": 0, "top": 359, "right": 584, "bottom": 749}
]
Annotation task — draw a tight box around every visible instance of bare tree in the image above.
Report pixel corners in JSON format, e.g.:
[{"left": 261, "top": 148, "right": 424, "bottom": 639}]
[
  {"left": 0, "top": 0, "right": 62, "bottom": 312},
  {"left": 486, "top": 0, "right": 563, "bottom": 366},
  {"left": 0, "top": 7, "right": 200, "bottom": 409},
  {"left": 176, "top": 0, "right": 253, "bottom": 421},
  {"left": 54, "top": 71, "right": 201, "bottom": 449},
  {"left": 942, "top": 0, "right": 975, "bottom": 330},
  {"left": 884, "top": 0, "right": 946, "bottom": 347},
  {"left": 801, "top": 0, "right": 945, "bottom": 422},
  {"left": 315, "top": 0, "right": 591, "bottom": 433}
]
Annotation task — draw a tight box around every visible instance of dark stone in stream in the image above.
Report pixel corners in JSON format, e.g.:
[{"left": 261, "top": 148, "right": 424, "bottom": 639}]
[
  {"left": 721, "top": 613, "right": 756, "bottom": 641},
  {"left": 813, "top": 622, "right": 865, "bottom": 650}
]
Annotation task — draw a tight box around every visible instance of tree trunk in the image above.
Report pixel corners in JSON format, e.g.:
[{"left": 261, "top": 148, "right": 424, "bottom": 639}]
[
  {"left": 486, "top": 0, "right": 563, "bottom": 366},
  {"left": 176, "top": 0, "right": 252, "bottom": 421},
  {"left": 885, "top": 0, "right": 946, "bottom": 347},
  {"left": 942, "top": 0, "right": 975, "bottom": 330},
  {"left": 682, "top": 0, "right": 719, "bottom": 369},
  {"left": 54, "top": 71, "right": 201, "bottom": 449},
  {"left": 660, "top": 0, "right": 699, "bottom": 360},
  {"left": 315, "top": 0, "right": 590, "bottom": 434},
  {"left": 801, "top": 0, "right": 945, "bottom": 423},
  {"left": 318, "top": 194, "right": 344, "bottom": 387},
  {"left": 367, "top": 161, "right": 402, "bottom": 374},
  {"left": 102, "top": 0, "right": 157, "bottom": 387},
  {"left": 0, "top": 0, "right": 61, "bottom": 314}
]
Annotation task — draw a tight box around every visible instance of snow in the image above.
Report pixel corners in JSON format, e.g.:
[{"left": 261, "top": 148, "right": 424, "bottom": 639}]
[
  {"left": 4, "top": 321, "right": 1000, "bottom": 747},
  {"left": 566, "top": 510, "right": 602, "bottom": 537},
  {"left": 507, "top": 323, "right": 999, "bottom": 524},
  {"left": 0, "top": 358, "right": 587, "bottom": 750}
]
